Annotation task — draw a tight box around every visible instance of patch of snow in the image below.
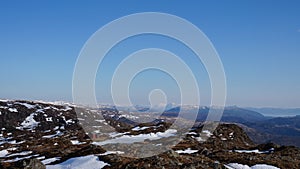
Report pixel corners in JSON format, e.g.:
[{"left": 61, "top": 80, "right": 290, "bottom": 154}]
[
  {"left": 202, "top": 130, "right": 213, "bottom": 136},
  {"left": 46, "top": 155, "right": 109, "bottom": 169},
  {"left": 0, "top": 139, "right": 17, "bottom": 145},
  {"left": 65, "top": 119, "right": 75, "bottom": 124},
  {"left": 234, "top": 149, "right": 272, "bottom": 154},
  {"left": 7, "top": 151, "right": 32, "bottom": 157},
  {"left": 4, "top": 154, "right": 39, "bottom": 162},
  {"left": 70, "top": 140, "right": 86, "bottom": 145},
  {"left": 20, "top": 113, "right": 39, "bottom": 130},
  {"left": 16, "top": 102, "right": 36, "bottom": 109},
  {"left": 188, "top": 132, "right": 197, "bottom": 135},
  {"left": 132, "top": 126, "right": 150, "bottom": 131},
  {"left": 109, "top": 132, "right": 129, "bottom": 138},
  {"left": 95, "top": 119, "right": 106, "bottom": 123},
  {"left": 175, "top": 148, "right": 198, "bottom": 154},
  {"left": 0, "top": 149, "right": 9, "bottom": 157},
  {"left": 62, "top": 106, "right": 72, "bottom": 111},
  {"left": 7, "top": 147, "right": 18, "bottom": 151},
  {"left": 36, "top": 109, "right": 45, "bottom": 113},
  {"left": 93, "top": 129, "right": 177, "bottom": 145},
  {"left": 0, "top": 99, "right": 9, "bottom": 102},
  {"left": 119, "top": 114, "right": 139, "bottom": 119},
  {"left": 14, "top": 140, "right": 25, "bottom": 144},
  {"left": 0, "top": 106, "right": 8, "bottom": 109},
  {"left": 8, "top": 108, "right": 18, "bottom": 112},
  {"left": 99, "top": 151, "right": 124, "bottom": 156},
  {"left": 229, "top": 132, "right": 234, "bottom": 138},
  {"left": 36, "top": 156, "right": 46, "bottom": 160},
  {"left": 42, "top": 130, "right": 63, "bottom": 138},
  {"left": 195, "top": 136, "right": 205, "bottom": 142},
  {"left": 42, "top": 157, "right": 61, "bottom": 165},
  {"left": 225, "top": 163, "right": 280, "bottom": 169},
  {"left": 46, "top": 117, "right": 53, "bottom": 122},
  {"left": 251, "top": 164, "right": 280, "bottom": 169}
]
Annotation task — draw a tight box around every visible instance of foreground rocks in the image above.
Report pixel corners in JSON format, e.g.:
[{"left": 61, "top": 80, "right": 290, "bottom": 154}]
[{"left": 0, "top": 100, "right": 299, "bottom": 169}]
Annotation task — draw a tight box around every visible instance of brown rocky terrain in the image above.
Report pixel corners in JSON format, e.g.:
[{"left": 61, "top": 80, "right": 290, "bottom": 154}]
[{"left": 0, "top": 100, "right": 299, "bottom": 169}]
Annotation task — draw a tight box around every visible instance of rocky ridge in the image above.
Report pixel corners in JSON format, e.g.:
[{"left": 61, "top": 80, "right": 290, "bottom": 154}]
[{"left": 0, "top": 100, "right": 299, "bottom": 169}]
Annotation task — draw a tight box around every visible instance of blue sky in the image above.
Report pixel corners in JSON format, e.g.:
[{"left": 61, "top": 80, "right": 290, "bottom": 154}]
[{"left": 0, "top": 1, "right": 299, "bottom": 107}]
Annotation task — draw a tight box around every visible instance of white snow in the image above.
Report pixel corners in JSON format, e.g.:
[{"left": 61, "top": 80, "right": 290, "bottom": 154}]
[
  {"left": 93, "top": 129, "right": 177, "bottom": 145},
  {"left": 20, "top": 113, "right": 39, "bottom": 129},
  {"left": 0, "top": 99, "right": 9, "bottom": 102},
  {"left": 62, "top": 106, "right": 72, "bottom": 111},
  {"left": 99, "top": 151, "right": 125, "bottom": 156},
  {"left": 70, "top": 140, "right": 86, "bottom": 145},
  {"left": 46, "top": 117, "right": 53, "bottom": 122},
  {"left": 0, "top": 139, "right": 18, "bottom": 145},
  {"left": 188, "top": 132, "right": 197, "bottom": 135},
  {"left": 0, "top": 149, "right": 9, "bottom": 157},
  {"left": 225, "top": 163, "right": 280, "bottom": 169},
  {"left": 42, "top": 130, "right": 63, "bottom": 138},
  {"left": 175, "top": 148, "right": 198, "bottom": 154},
  {"left": 8, "top": 108, "right": 18, "bottom": 112},
  {"left": 4, "top": 154, "right": 39, "bottom": 162},
  {"left": 46, "top": 155, "right": 109, "bottom": 169},
  {"left": 7, "top": 151, "right": 32, "bottom": 157},
  {"left": 132, "top": 126, "right": 150, "bottom": 131},
  {"left": 0, "top": 106, "right": 8, "bottom": 109},
  {"left": 65, "top": 119, "right": 75, "bottom": 124},
  {"left": 119, "top": 114, "right": 139, "bottom": 119},
  {"left": 108, "top": 132, "right": 129, "bottom": 138},
  {"left": 36, "top": 156, "right": 46, "bottom": 160},
  {"left": 42, "top": 157, "right": 61, "bottom": 165},
  {"left": 16, "top": 102, "right": 36, "bottom": 109},
  {"left": 202, "top": 130, "right": 213, "bottom": 136},
  {"left": 233, "top": 149, "right": 272, "bottom": 154},
  {"left": 95, "top": 119, "right": 106, "bottom": 123},
  {"left": 195, "top": 136, "right": 205, "bottom": 142}
]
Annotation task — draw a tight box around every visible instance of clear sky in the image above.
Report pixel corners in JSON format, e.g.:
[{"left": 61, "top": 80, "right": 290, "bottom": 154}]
[{"left": 0, "top": 0, "right": 299, "bottom": 108}]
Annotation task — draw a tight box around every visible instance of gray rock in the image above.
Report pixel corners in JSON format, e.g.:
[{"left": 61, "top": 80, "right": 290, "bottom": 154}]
[{"left": 24, "top": 159, "right": 46, "bottom": 169}]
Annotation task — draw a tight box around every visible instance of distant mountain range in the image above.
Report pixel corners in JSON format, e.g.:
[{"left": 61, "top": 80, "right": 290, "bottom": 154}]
[
  {"left": 98, "top": 104, "right": 300, "bottom": 147},
  {"left": 163, "top": 106, "right": 268, "bottom": 123},
  {"left": 247, "top": 107, "right": 300, "bottom": 117},
  {"left": 163, "top": 106, "right": 300, "bottom": 147}
]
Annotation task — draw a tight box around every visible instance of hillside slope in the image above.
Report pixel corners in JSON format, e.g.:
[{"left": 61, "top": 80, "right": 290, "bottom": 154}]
[{"left": 0, "top": 100, "right": 299, "bottom": 169}]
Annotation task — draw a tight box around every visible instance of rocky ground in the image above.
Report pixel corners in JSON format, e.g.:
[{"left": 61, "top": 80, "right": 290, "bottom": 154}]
[{"left": 0, "top": 100, "right": 299, "bottom": 169}]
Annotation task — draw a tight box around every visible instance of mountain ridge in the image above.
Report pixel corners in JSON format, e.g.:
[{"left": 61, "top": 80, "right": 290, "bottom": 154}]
[{"left": 0, "top": 100, "right": 299, "bottom": 168}]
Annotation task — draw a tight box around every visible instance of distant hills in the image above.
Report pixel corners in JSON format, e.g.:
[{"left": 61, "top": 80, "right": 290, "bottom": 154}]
[
  {"left": 247, "top": 107, "right": 300, "bottom": 117},
  {"left": 163, "top": 106, "right": 267, "bottom": 123},
  {"left": 99, "top": 104, "right": 300, "bottom": 147},
  {"left": 163, "top": 106, "right": 300, "bottom": 147}
]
